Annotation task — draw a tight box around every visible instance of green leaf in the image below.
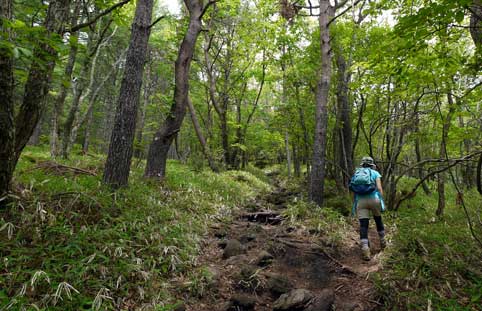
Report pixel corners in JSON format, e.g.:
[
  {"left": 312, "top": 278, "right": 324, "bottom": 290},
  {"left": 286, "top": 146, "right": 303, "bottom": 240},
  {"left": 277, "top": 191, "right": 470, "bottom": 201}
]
[{"left": 454, "top": 11, "right": 464, "bottom": 23}]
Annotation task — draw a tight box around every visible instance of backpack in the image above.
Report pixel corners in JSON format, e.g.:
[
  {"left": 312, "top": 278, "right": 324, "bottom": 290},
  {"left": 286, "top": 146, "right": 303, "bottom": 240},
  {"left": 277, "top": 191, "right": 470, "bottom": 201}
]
[{"left": 349, "top": 167, "right": 377, "bottom": 195}]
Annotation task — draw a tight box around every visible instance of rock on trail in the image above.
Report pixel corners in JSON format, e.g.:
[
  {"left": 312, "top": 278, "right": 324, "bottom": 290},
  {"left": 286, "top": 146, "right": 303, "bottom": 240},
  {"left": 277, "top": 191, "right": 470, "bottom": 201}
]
[{"left": 178, "top": 182, "right": 383, "bottom": 311}]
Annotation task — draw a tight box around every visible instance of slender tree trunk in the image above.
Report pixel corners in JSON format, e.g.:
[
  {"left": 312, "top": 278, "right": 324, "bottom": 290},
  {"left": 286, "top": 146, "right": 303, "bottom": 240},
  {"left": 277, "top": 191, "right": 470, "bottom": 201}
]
[
  {"left": 285, "top": 131, "right": 292, "bottom": 178},
  {"left": 470, "top": 0, "right": 482, "bottom": 61},
  {"left": 220, "top": 112, "right": 230, "bottom": 167},
  {"left": 413, "top": 97, "right": 431, "bottom": 194},
  {"left": 13, "top": 0, "right": 71, "bottom": 167},
  {"left": 103, "top": 67, "right": 120, "bottom": 151},
  {"left": 82, "top": 104, "right": 94, "bottom": 154},
  {"left": 51, "top": 1, "right": 81, "bottom": 157},
  {"left": 62, "top": 52, "right": 92, "bottom": 157},
  {"left": 134, "top": 56, "right": 152, "bottom": 159},
  {"left": 144, "top": 0, "right": 205, "bottom": 179},
  {"left": 335, "top": 51, "right": 353, "bottom": 186},
  {"left": 436, "top": 93, "right": 455, "bottom": 216},
  {"left": 477, "top": 153, "right": 482, "bottom": 195},
  {"left": 62, "top": 19, "right": 114, "bottom": 157},
  {"left": 28, "top": 115, "right": 42, "bottom": 145},
  {"left": 293, "top": 144, "right": 301, "bottom": 178},
  {"left": 310, "top": 1, "right": 334, "bottom": 206},
  {"left": 103, "top": 0, "right": 154, "bottom": 188},
  {"left": 0, "top": 0, "right": 14, "bottom": 201},
  {"left": 187, "top": 98, "right": 218, "bottom": 172}
]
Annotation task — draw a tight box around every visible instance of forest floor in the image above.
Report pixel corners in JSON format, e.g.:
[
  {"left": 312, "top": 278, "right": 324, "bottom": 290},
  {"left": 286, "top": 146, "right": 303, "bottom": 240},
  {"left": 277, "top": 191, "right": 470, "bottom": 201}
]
[{"left": 177, "top": 179, "right": 385, "bottom": 311}]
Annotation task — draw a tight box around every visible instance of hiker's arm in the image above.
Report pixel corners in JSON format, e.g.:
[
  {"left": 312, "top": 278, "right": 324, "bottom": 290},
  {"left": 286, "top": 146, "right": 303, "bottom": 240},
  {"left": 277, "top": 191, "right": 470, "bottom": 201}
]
[{"left": 376, "top": 178, "right": 384, "bottom": 197}]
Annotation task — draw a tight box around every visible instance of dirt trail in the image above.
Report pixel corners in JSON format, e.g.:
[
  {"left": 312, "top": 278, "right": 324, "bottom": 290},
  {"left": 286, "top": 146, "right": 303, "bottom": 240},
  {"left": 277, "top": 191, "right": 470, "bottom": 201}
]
[{"left": 180, "top": 182, "right": 385, "bottom": 311}]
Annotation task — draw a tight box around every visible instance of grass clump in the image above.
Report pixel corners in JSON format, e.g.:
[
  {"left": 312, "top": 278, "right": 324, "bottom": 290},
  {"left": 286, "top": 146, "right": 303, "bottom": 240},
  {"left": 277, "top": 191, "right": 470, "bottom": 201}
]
[
  {"left": 0, "top": 146, "right": 270, "bottom": 310},
  {"left": 376, "top": 189, "right": 482, "bottom": 310},
  {"left": 282, "top": 199, "right": 349, "bottom": 247}
]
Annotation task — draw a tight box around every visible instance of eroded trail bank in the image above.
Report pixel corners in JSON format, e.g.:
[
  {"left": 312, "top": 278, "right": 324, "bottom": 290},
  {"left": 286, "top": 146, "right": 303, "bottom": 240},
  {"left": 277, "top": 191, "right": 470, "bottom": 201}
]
[{"left": 175, "top": 180, "right": 386, "bottom": 311}]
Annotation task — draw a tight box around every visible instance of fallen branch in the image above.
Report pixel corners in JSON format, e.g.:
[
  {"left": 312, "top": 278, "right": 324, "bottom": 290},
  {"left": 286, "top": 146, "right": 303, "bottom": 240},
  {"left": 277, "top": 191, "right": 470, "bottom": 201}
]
[{"left": 32, "top": 161, "right": 97, "bottom": 176}]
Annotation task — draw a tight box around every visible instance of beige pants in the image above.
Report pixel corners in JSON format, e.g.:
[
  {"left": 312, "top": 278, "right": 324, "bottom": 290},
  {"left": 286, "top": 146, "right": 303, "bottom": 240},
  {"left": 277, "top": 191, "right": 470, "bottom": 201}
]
[{"left": 357, "top": 198, "right": 382, "bottom": 219}]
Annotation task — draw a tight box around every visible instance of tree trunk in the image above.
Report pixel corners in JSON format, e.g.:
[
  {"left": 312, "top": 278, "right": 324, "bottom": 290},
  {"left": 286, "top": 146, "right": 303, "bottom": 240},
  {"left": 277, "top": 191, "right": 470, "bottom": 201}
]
[
  {"left": 187, "top": 98, "right": 218, "bottom": 172},
  {"left": 103, "top": 0, "right": 154, "bottom": 188},
  {"left": 51, "top": 1, "right": 81, "bottom": 157},
  {"left": 62, "top": 18, "right": 114, "bottom": 157},
  {"left": 61, "top": 41, "right": 94, "bottom": 157},
  {"left": 134, "top": 55, "right": 153, "bottom": 159},
  {"left": 13, "top": 0, "right": 71, "bottom": 167},
  {"left": 335, "top": 51, "right": 353, "bottom": 186},
  {"left": 145, "top": 1, "right": 204, "bottom": 179},
  {"left": 0, "top": 0, "right": 14, "bottom": 200},
  {"left": 413, "top": 96, "right": 431, "bottom": 195},
  {"left": 310, "top": 1, "right": 334, "bottom": 206},
  {"left": 477, "top": 153, "right": 482, "bottom": 195},
  {"left": 28, "top": 116, "right": 42, "bottom": 145},
  {"left": 470, "top": 0, "right": 481, "bottom": 60},
  {"left": 285, "top": 131, "right": 292, "bottom": 178},
  {"left": 436, "top": 93, "right": 456, "bottom": 216},
  {"left": 102, "top": 67, "right": 120, "bottom": 152},
  {"left": 293, "top": 144, "right": 301, "bottom": 178},
  {"left": 82, "top": 104, "right": 94, "bottom": 154}
]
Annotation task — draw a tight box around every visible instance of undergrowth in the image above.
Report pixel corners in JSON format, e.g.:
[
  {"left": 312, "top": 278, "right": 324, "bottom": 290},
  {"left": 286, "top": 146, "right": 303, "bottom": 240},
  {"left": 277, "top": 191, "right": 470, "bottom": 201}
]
[
  {"left": 0, "top": 146, "right": 270, "bottom": 310},
  {"left": 376, "top": 178, "right": 482, "bottom": 311}
]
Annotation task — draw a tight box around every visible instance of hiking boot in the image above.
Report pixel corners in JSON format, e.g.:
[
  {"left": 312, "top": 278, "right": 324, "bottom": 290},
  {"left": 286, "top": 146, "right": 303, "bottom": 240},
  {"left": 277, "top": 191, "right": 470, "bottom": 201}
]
[
  {"left": 380, "top": 237, "right": 387, "bottom": 250},
  {"left": 361, "top": 246, "right": 371, "bottom": 261}
]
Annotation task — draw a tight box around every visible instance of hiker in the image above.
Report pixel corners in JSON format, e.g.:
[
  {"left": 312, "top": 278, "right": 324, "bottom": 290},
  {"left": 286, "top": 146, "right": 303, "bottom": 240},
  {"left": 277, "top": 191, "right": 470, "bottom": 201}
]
[{"left": 349, "top": 156, "right": 386, "bottom": 260}]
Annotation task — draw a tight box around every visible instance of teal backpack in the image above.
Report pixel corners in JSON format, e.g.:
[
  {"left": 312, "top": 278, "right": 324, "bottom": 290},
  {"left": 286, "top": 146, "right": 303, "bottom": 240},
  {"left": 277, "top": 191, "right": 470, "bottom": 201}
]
[{"left": 349, "top": 168, "right": 376, "bottom": 195}]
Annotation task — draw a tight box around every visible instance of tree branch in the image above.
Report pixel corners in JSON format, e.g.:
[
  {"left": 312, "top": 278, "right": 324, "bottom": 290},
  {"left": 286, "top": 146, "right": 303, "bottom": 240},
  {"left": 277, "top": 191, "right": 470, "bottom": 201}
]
[
  {"left": 394, "top": 151, "right": 482, "bottom": 210},
  {"left": 148, "top": 15, "right": 165, "bottom": 29},
  {"left": 328, "top": 0, "right": 364, "bottom": 26},
  {"left": 67, "top": 0, "right": 132, "bottom": 33}
]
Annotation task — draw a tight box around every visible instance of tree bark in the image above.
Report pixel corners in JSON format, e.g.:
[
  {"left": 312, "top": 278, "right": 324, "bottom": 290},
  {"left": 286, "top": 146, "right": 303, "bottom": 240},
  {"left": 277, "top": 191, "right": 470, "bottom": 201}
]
[
  {"left": 134, "top": 51, "right": 154, "bottom": 159},
  {"left": 477, "top": 153, "right": 482, "bottom": 195},
  {"left": 285, "top": 131, "right": 292, "bottom": 178},
  {"left": 51, "top": 1, "right": 81, "bottom": 157},
  {"left": 102, "top": 66, "right": 120, "bottom": 152},
  {"left": 310, "top": 1, "right": 334, "bottom": 206},
  {"left": 62, "top": 21, "right": 115, "bottom": 157},
  {"left": 413, "top": 95, "right": 431, "bottom": 195},
  {"left": 470, "top": 0, "right": 482, "bottom": 61},
  {"left": 103, "top": 0, "right": 154, "bottom": 188},
  {"left": 28, "top": 115, "right": 43, "bottom": 145},
  {"left": 0, "top": 0, "right": 14, "bottom": 200},
  {"left": 187, "top": 98, "right": 218, "bottom": 172},
  {"left": 13, "top": 0, "right": 71, "bottom": 168},
  {"left": 436, "top": 93, "right": 456, "bottom": 217},
  {"left": 81, "top": 104, "right": 94, "bottom": 154},
  {"left": 144, "top": 0, "right": 206, "bottom": 179},
  {"left": 334, "top": 51, "right": 353, "bottom": 186}
]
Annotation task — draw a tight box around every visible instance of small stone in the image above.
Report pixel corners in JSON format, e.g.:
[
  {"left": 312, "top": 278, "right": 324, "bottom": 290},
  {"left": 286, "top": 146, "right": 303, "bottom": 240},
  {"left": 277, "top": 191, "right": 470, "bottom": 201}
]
[
  {"left": 255, "top": 250, "right": 274, "bottom": 266},
  {"left": 218, "top": 240, "right": 228, "bottom": 249},
  {"left": 230, "top": 293, "right": 256, "bottom": 310},
  {"left": 239, "top": 233, "right": 257, "bottom": 244},
  {"left": 214, "top": 228, "right": 228, "bottom": 238},
  {"left": 336, "top": 301, "right": 358, "bottom": 311},
  {"left": 266, "top": 274, "right": 293, "bottom": 296},
  {"left": 273, "top": 288, "right": 314, "bottom": 310},
  {"left": 173, "top": 303, "right": 186, "bottom": 311},
  {"left": 223, "top": 239, "right": 245, "bottom": 259},
  {"left": 305, "top": 289, "right": 335, "bottom": 311},
  {"left": 206, "top": 266, "right": 221, "bottom": 283}
]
